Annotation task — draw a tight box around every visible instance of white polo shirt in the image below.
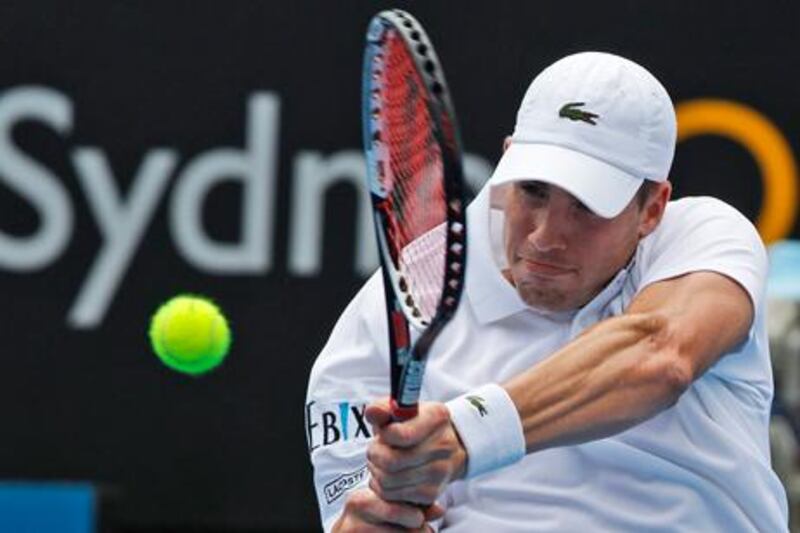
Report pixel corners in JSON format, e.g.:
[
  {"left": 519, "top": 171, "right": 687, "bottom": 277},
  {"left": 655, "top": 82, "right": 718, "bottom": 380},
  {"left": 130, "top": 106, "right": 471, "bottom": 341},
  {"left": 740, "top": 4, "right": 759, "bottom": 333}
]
[{"left": 305, "top": 183, "right": 789, "bottom": 532}]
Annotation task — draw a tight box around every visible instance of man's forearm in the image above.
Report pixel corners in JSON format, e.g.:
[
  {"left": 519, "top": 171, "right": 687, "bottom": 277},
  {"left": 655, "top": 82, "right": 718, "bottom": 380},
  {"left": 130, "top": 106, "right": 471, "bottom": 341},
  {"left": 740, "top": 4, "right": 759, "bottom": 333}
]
[{"left": 503, "top": 312, "right": 690, "bottom": 453}]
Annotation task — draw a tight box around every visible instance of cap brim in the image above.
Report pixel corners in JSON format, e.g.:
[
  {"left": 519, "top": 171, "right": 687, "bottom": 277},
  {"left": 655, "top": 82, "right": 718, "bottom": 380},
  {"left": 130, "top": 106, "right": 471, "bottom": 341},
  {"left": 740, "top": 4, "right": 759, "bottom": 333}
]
[{"left": 490, "top": 143, "right": 643, "bottom": 218}]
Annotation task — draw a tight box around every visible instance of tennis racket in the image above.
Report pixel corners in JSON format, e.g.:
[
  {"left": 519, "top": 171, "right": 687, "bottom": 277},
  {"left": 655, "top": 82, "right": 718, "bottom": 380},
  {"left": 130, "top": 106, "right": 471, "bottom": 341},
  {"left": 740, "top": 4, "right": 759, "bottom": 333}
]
[{"left": 362, "top": 9, "right": 467, "bottom": 421}]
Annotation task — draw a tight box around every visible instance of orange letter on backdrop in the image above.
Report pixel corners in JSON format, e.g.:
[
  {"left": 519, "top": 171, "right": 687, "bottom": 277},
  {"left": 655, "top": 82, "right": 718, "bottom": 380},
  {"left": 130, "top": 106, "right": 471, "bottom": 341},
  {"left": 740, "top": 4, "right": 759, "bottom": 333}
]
[{"left": 676, "top": 99, "right": 798, "bottom": 244}]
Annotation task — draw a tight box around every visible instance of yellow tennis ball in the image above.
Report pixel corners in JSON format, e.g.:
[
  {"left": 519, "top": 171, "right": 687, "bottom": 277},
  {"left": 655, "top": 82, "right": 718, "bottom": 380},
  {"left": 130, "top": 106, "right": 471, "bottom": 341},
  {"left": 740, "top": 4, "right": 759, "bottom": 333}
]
[{"left": 148, "top": 295, "right": 232, "bottom": 375}]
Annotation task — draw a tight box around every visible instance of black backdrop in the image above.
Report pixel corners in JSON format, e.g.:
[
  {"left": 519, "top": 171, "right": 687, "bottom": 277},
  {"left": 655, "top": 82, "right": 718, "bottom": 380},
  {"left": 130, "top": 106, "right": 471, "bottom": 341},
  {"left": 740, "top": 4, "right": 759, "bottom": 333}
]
[{"left": 0, "top": 1, "right": 798, "bottom": 531}]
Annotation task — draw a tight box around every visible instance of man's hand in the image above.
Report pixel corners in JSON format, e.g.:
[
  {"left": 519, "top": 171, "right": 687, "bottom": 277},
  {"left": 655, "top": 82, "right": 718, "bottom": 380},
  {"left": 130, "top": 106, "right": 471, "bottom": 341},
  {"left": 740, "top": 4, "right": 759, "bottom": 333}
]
[
  {"left": 365, "top": 399, "right": 467, "bottom": 505},
  {"left": 332, "top": 487, "right": 444, "bottom": 532}
]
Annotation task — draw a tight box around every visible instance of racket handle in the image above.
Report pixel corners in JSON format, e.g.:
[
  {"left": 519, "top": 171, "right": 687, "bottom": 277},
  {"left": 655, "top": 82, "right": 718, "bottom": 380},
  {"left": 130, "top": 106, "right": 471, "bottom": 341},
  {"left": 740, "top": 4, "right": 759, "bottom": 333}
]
[
  {"left": 390, "top": 398, "right": 418, "bottom": 421},
  {"left": 389, "top": 398, "right": 430, "bottom": 513}
]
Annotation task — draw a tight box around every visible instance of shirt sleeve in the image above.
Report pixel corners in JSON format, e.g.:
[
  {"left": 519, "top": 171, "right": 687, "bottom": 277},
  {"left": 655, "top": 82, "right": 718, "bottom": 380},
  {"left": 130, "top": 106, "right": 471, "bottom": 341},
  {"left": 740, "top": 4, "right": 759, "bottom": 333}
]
[
  {"left": 637, "top": 196, "right": 768, "bottom": 310},
  {"left": 634, "top": 196, "right": 771, "bottom": 394},
  {"left": 305, "top": 271, "right": 391, "bottom": 531}
]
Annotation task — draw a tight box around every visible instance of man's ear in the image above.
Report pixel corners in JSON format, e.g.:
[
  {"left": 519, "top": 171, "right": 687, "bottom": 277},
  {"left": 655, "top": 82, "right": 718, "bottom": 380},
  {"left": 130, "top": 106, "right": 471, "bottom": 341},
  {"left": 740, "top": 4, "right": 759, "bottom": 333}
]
[
  {"left": 639, "top": 181, "right": 672, "bottom": 239},
  {"left": 503, "top": 136, "right": 512, "bottom": 153}
]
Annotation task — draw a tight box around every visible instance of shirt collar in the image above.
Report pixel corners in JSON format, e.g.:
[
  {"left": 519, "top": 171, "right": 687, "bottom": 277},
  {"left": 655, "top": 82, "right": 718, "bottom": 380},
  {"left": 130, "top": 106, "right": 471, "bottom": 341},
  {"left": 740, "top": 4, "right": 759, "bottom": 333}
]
[
  {"left": 566, "top": 256, "right": 637, "bottom": 338},
  {"left": 465, "top": 186, "right": 532, "bottom": 324}
]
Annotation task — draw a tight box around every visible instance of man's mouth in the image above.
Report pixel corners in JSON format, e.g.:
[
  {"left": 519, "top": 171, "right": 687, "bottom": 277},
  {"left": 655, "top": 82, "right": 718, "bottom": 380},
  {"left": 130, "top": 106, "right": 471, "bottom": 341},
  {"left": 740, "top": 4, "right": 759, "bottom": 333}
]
[{"left": 519, "top": 258, "right": 575, "bottom": 277}]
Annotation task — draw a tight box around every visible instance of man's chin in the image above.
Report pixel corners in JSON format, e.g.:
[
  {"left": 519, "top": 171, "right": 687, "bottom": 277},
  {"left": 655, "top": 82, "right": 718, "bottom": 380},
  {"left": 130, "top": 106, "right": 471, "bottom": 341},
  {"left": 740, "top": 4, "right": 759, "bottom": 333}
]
[
  {"left": 508, "top": 269, "right": 589, "bottom": 312},
  {"left": 516, "top": 285, "right": 577, "bottom": 313}
]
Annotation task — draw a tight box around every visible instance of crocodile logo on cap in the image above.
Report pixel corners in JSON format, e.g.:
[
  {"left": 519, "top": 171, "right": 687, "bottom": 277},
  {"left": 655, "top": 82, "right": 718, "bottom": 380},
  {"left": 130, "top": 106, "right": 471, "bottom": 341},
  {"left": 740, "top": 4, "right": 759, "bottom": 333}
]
[{"left": 559, "top": 102, "right": 599, "bottom": 125}]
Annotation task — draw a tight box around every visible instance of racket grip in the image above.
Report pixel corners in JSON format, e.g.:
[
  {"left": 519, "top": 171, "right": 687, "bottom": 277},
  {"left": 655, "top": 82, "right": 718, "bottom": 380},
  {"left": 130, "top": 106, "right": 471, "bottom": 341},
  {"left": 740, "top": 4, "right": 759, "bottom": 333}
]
[
  {"left": 390, "top": 398, "right": 418, "bottom": 421},
  {"left": 389, "top": 398, "right": 430, "bottom": 513}
]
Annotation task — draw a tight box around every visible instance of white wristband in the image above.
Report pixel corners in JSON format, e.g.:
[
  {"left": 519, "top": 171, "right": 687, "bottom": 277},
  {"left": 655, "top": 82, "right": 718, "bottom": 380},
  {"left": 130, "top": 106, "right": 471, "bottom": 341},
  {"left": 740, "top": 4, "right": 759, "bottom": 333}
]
[{"left": 446, "top": 383, "right": 525, "bottom": 478}]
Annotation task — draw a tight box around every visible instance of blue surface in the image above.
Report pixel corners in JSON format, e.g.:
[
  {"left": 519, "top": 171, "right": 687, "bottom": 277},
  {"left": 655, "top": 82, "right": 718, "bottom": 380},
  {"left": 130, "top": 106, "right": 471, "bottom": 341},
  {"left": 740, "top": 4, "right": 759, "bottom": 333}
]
[
  {"left": 768, "top": 240, "right": 800, "bottom": 301},
  {"left": 0, "top": 483, "right": 95, "bottom": 533}
]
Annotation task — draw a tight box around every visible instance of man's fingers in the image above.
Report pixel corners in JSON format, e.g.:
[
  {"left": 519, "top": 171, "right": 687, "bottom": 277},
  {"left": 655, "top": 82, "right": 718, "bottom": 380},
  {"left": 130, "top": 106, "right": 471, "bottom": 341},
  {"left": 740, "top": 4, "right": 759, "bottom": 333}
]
[
  {"left": 369, "top": 458, "right": 450, "bottom": 491},
  {"left": 343, "top": 487, "right": 426, "bottom": 529},
  {"left": 368, "top": 440, "right": 419, "bottom": 473},
  {"left": 368, "top": 423, "right": 458, "bottom": 474},
  {"left": 377, "top": 402, "right": 451, "bottom": 447},
  {"left": 362, "top": 401, "right": 462, "bottom": 513},
  {"left": 371, "top": 482, "right": 442, "bottom": 505},
  {"left": 368, "top": 466, "right": 446, "bottom": 505},
  {"left": 424, "top": 502, "right": 446, "bottom": 522}
]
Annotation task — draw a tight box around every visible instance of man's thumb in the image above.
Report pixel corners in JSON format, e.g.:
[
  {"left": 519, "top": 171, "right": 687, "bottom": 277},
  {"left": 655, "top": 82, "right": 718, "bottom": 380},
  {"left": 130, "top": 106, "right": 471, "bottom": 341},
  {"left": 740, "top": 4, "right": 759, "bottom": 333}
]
[{"left": 365, "top": 397, "right": 393, "bottom": 429}]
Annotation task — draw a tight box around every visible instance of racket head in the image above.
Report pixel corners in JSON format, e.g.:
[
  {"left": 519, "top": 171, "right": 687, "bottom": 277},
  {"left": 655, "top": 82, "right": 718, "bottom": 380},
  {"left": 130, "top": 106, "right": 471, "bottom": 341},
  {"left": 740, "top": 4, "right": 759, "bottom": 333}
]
[
  {"left": 362, "top": 10, "right": 467, "bottom": 415},
  {"left": 363, "top": 9, "right": 467, "bottom": 331}
]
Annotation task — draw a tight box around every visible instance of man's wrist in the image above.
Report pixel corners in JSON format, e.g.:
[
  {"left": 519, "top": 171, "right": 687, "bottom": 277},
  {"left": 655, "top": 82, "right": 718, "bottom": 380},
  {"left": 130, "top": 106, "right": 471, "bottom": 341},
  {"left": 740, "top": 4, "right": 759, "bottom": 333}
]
[{"left": 445, "top": 383, "right": 526, "bottom": 478}]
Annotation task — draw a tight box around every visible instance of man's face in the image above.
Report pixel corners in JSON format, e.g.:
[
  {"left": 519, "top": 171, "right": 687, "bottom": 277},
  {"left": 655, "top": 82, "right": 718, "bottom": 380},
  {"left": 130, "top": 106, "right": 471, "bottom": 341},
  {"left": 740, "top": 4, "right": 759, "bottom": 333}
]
[{"left": 502, "top": 181, "right": 656, "bottom": 311}]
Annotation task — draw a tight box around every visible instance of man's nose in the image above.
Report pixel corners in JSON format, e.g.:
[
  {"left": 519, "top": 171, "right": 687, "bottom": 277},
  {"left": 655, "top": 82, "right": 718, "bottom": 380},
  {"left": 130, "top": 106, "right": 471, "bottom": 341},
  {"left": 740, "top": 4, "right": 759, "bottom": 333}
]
[{"left": 527, "top": 207, "right": 568, "bottom": 252}]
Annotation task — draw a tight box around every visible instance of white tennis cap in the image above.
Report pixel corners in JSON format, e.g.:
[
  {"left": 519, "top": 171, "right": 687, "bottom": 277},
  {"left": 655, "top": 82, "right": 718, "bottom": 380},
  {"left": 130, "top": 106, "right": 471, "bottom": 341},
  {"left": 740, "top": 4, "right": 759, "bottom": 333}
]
[{"left": 491, "top": 51, "right": 677, "bottom": 218}]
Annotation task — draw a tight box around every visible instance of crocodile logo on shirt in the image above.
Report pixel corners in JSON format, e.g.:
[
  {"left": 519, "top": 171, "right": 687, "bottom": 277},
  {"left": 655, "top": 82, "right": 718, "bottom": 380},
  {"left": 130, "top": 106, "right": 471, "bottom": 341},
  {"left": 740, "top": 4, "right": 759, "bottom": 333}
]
[
  {"left": 466, "top": 395, "right": 488, "bottom": 417},
  {"left": 559, "top": 102, "right": 599, "bottom": 125}
]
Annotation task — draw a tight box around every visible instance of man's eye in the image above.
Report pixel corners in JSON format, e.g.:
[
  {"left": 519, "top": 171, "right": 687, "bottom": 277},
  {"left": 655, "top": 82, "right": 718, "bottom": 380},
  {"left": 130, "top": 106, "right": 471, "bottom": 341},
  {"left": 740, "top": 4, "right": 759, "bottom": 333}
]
[
  {"left": 573, "top": 200, "right": 592, "bottom": 212},
  {"left": 520, "top": 183, "right": 547, "bottom": 198}
]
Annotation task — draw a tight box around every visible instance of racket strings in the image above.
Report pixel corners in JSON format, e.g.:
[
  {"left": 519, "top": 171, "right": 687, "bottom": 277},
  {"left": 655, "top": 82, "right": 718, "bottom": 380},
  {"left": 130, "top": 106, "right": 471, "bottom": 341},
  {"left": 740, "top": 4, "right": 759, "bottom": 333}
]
[
  {"left": 379, "top": 32, "right": 449, "bottom": 323},
  {"left": 399, "top": 225, "right": 447, "bottom": 321}
]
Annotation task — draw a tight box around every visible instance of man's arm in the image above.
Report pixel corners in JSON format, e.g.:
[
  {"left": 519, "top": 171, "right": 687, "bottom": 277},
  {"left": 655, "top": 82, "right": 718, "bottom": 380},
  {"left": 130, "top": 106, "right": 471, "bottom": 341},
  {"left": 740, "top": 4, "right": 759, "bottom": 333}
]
[
  {"left": 367, "top": 270, "right": 754, "bottom": 501},
  {"left": 505, "top": 270, "right": 753, "bottom": 452}
]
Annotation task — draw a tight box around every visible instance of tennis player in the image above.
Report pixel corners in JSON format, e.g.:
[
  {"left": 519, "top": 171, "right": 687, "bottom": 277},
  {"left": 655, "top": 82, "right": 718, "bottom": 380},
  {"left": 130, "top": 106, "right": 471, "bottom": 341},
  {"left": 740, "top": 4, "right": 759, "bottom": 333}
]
[{"left": 306, "top": 51, "right": 789, "bottom": 531}]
